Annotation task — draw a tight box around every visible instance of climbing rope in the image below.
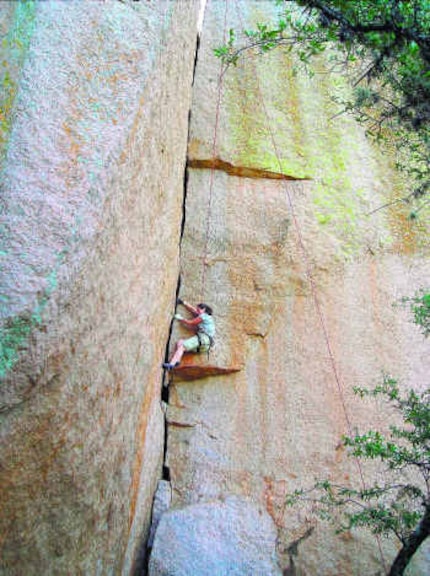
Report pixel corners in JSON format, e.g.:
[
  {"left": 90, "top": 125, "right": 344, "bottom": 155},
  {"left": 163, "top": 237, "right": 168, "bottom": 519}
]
[{"left": 231, "top": 1, "right": 388, "bottom": 572}]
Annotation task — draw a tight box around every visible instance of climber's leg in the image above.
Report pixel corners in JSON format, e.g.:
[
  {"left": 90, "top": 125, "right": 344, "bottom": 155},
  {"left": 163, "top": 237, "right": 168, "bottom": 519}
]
[
  {"left": 162, "top": 339, "right": 184, "bottom": 370},
  {"left": 169, "top": 339, "right": 186, "bottom": 366},
  {"left": 162, "top": 336, "right": 200, "bottom": 370}
]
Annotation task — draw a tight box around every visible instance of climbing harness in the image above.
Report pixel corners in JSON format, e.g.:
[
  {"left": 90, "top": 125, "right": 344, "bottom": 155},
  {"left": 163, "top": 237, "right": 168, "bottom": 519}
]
[{"left": 196, "top": 331, "right": 214, "bottom": 359}]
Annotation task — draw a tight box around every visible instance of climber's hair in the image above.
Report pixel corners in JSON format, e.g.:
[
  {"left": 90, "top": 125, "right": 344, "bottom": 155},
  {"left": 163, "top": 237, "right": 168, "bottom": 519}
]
[{"left": 198, "top": 303, "right": 213, "bottom": 315}]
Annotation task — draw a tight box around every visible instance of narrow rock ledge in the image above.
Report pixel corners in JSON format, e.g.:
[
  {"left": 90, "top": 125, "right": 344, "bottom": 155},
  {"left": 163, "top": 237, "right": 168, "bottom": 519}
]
[
  {"left": 171, "top": 363, "right": 242, "bottom": 381},
  {"left": 188, "top": 157, "right": 311, "bottom": 181}
]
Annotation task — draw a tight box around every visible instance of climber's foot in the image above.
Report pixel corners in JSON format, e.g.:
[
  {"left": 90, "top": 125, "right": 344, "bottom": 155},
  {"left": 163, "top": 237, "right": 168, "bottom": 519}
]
[{"left": 162, "top": 362, "right": 180, "bottom": 371}]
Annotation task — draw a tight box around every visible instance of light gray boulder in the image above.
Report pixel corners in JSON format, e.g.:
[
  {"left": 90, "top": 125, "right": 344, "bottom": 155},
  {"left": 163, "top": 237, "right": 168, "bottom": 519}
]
[
  {"left": 148, "top": 496, "right": 282, "bottom": 575},
  {"left": 148, "top": 480, "right": 173, "bottom": 548}
]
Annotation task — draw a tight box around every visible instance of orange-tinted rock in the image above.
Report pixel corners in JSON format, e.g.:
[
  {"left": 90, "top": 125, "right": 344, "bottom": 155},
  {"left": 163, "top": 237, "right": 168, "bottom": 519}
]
[{"left": 0, "top": 2, "right": 200, "bottom": 574}]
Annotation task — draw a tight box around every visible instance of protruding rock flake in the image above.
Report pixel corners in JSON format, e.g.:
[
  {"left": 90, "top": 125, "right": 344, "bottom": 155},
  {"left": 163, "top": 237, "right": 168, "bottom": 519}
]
[{"left": 171, "top": 363, "right": 242, "bottom": 381}]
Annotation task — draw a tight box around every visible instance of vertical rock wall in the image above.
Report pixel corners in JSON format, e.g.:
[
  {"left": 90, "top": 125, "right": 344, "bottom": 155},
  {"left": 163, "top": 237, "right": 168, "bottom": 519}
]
[
  {"left": 162, "top": 1, "right": 430, "bottom": 574},
  {"left": 0, "top": 1, "right": 200, "bottom": 574}
]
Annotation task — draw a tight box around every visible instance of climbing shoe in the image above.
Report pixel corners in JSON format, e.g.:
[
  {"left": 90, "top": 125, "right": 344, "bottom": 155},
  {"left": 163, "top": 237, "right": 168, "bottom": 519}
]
[{"left": 162, "top": 362, "right": 179, "bottom": 370}]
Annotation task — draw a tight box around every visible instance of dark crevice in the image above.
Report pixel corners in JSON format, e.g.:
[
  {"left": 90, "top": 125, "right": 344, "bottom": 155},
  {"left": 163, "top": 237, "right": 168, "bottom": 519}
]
[
  {"left": 283, "top": 526, "right": 315, "bottom": 576},
  {"left": 139, "top": 15, "right": 204, "bottom": 576},
  {"left": 177, "top": 28, "right": 200, "bottom": 242},
  {"left": 161, "top": 384, "right": 169, "bottom": 404},
  {"left": 180, "top": 168, "right": 188, "bottom": 242},
  {"left": 147, "top": 23, "right": 202, "bottom": 575},
  {"left": 161, "top": 385, "right": 171, "bottom": 476},
  {"left": 160, "top": 275, "right": 180, "bottom": 479},
  {"left": 191, "top": 33, "right": 200, "bottom": 87},
  {"left": 158, "top": 23, "right": 201, "bottom": 477},
  {"left": 162, "top": 466, "right": 171, "bottom": 482},
  {"left": 188, "top": 157, "right": 312, "bottom": 181}
]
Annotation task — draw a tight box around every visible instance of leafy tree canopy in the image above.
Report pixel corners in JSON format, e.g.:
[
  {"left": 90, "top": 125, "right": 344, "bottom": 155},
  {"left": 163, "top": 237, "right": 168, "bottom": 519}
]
[{"left": 215, "top": 0, "right": 430, "bottom": 215}]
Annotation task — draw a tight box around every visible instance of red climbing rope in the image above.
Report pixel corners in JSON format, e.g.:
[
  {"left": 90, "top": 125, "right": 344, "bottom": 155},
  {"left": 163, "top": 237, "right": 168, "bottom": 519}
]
[
  {"left": 199, "top": 0, "right": 230, "bottom": 299},
  {"left": 231, "top": 1, "right": 388, "bottom": 572}
]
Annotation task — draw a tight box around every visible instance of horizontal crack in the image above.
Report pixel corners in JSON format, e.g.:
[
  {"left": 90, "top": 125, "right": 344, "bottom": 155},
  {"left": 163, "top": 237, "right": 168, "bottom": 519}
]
[
  {"left": 246, "top": 331, "right": 267, "bottom": 339},
  {"left": 167, "top": 420, "right": 197, "bottom": 429},
  {"left": 188, "top": 157, "right": 310, "bottom": 181}
]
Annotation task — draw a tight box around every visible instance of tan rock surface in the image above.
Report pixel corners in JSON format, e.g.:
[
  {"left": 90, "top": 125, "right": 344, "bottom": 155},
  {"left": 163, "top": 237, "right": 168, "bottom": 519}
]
[
  {"left": 165, "top": 1, "right": 430, "bottom": 574},
  {"left": 0, "top": 1, "right": 200, "bottom": 574}
]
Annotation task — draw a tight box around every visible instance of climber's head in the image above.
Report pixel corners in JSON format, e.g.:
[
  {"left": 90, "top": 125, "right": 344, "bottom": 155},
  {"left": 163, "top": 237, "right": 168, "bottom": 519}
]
[{"left": 197, "top": 303, "right": 213, "bottom": 315}]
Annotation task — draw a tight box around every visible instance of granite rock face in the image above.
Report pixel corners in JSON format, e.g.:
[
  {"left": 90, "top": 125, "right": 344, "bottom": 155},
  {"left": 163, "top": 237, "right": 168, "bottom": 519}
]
[
  {"left": 1, "top": 0, "right": 429, "bottom": 574},
  {"left": 0, "top": 1, "right": 200, "bottom": 574},
  {"left": 163, "top": 1, "right": 430, "bottom": 574},
  {"left": 149, "top": 497, "right": 282, "bottom": 576}
]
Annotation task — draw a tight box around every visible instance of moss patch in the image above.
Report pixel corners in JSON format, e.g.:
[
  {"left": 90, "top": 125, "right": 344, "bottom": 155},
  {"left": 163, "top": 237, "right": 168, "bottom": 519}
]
[
  {"left": 0, "top": 1, "right": 37, "bottom": 165},
  {"left": 0, "top": 267, "right": 57, "bottom": 379},
  {"left": 223, "top": 34, "right": 429, "bottom": 257},
  {"left": 0, "top": 313, "right": 35, "bottom": 379}
]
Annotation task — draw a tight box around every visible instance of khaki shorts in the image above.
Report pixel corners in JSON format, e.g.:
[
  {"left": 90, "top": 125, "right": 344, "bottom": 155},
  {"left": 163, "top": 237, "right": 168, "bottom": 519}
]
[{"left": 183, "top": 334, "right": 211, "bottom": 353}]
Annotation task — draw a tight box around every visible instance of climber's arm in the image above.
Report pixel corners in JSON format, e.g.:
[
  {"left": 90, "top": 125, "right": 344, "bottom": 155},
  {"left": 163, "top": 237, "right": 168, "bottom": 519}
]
[
  {"left": 177, "top": 299, "right": 199, "bottom": 315},
  {"left": 177, "top": 316, "right": 202, "bottom": 328}
]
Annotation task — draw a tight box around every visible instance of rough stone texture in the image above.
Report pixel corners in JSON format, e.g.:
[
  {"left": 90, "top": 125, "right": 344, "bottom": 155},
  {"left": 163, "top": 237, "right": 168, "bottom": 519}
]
[
  {"left": 147, "top": 480, "right": 172, "bottom": 549},
  {"left": 148, "top": 496, "right": 282, "bottom": 576},
  {"left": 0, "top": 1, "right": 200, "bottom": 574},
  {"left": 165, "top": 1, "right": 430, "bottom": 575}
]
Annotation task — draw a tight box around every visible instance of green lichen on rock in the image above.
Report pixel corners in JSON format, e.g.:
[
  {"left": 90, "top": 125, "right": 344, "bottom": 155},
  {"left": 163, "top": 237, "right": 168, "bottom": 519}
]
[
  {"left": 224, "top": 49, "right": 310, "bottom": 179},
  {"left": 224, "top": 39, "right": 429, "bottom": 257},
  {"left": 0, "top": 313, "right": 35, "bottom": 379},
  {"left": 0, "top": 268, "right": 57, "bottom": 379},
  {"left": 224, "top": 48, "right": 369, "bottom": 255},
  {"left": 0, "top": 1, "right": 36, "bottom": 163}
]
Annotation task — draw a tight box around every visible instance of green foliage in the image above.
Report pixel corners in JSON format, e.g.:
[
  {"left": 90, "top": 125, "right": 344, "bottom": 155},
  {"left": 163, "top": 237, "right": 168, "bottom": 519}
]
[
  {"left": 400, "top": 290, "right": 430, "bottom": 338},
  {"left": 350, "top": 377, "right": 430, "bottom": 478},
  {"left": 214, "top": 0, "right": 430, "bottom": 213},
  {"left": 213, "top": 29, "right": 238, "bottom": 64}
]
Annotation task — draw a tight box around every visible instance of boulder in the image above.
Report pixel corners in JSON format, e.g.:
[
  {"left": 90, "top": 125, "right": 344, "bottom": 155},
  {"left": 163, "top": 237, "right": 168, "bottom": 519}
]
[
  {"left": 148, "top": 480, "right": 173, "bottom": 549},
  {"left": 149, "top": 496, "right": 282, "bottom": 576}
]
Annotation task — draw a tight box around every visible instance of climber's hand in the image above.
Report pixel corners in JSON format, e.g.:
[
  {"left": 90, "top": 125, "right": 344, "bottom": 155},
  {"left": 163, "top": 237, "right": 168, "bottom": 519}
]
[
  {"left": 176, "top": 298, "right": 184, "bottom": 306},
  {"left": 174, "top": 313, "right": 184, "bottom": 321}
]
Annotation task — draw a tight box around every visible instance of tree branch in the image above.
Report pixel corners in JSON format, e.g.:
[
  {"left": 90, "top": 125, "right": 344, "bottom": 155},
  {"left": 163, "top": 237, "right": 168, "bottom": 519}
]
[{"left": 389, "top": 504, "right": 430, "bottom": 576}]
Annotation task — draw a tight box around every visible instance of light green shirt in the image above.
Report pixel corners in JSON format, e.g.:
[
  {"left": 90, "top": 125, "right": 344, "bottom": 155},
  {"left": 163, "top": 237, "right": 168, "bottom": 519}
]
[{"left": 198, "top": 312, "right": 215, "bottom": 338}]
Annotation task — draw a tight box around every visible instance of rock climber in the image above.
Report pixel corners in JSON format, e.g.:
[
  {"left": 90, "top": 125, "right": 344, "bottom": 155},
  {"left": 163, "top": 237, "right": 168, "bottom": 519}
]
[{"left": 162, "top": 299, "right": 215, "bottom": 370}]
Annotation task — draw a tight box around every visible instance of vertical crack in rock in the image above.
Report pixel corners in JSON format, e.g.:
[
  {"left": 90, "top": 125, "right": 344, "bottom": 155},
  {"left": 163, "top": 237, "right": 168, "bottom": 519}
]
[
  {"left": 283, "top": 527, "right": 315, "bottom": 576},
  {"left": 177, "top": 5, "right": 200, "bottom": 245},
  {"left": 180, "top": 164, "right": 189, "bottom": 242},
  {"left": 160, "top": 8, "right": 202, "bottom": 480},
  {"left": 146, "top": 20, "right": 203, "bottom": 572}
]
